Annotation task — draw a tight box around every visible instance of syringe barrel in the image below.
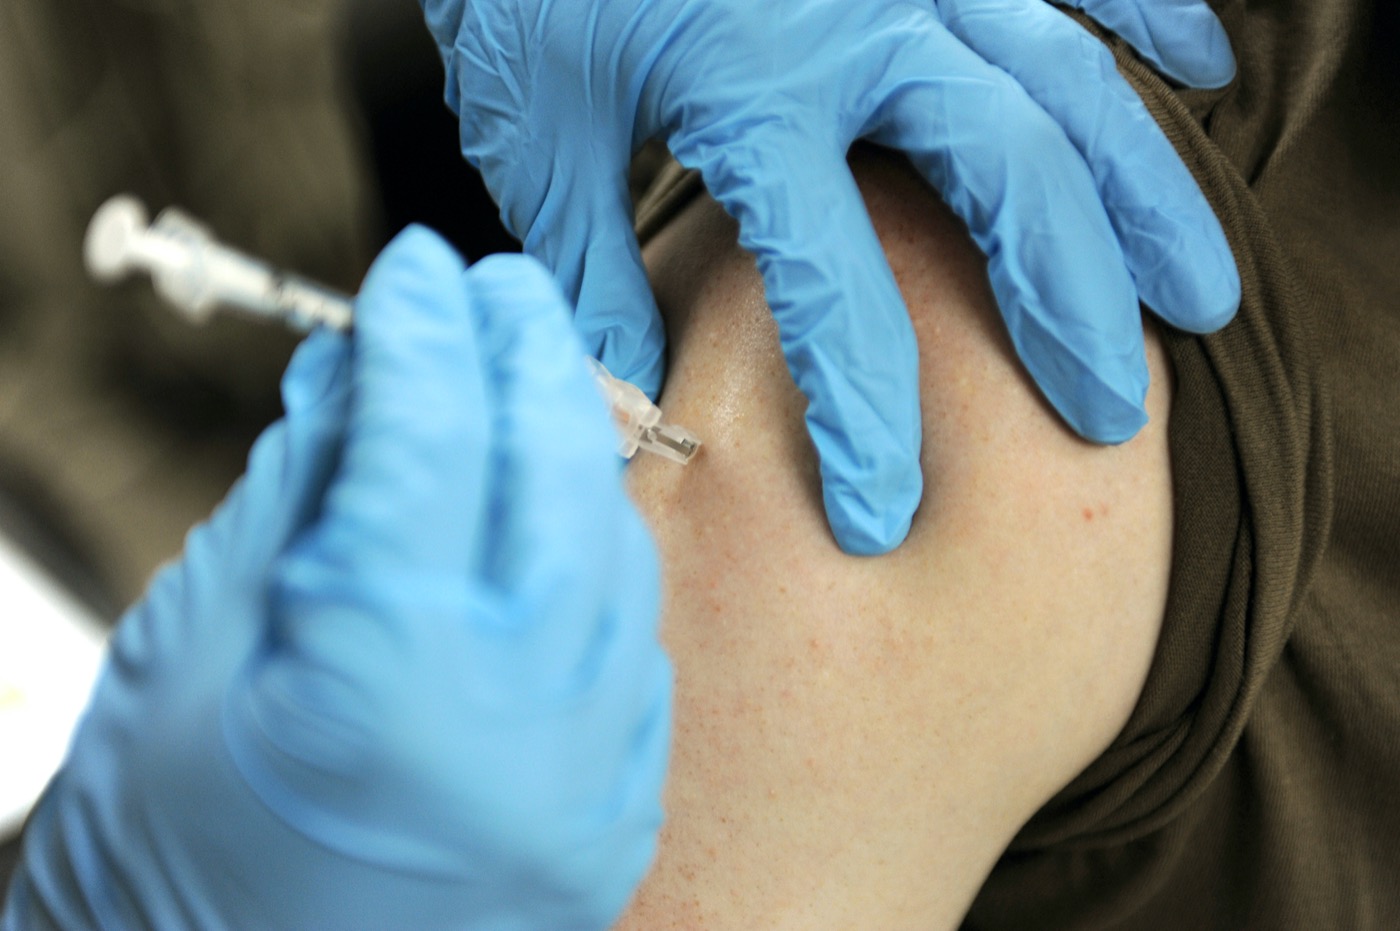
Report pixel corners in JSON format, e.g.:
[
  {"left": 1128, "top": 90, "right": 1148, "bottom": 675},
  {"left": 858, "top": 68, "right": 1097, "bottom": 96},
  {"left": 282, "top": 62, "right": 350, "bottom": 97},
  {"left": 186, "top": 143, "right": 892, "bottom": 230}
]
[
  {"left": 153, "top": 240, "right": 276, "bottom": 322},
  {"left": 145, "top": 208, "right": 352, "bottom": 330}
]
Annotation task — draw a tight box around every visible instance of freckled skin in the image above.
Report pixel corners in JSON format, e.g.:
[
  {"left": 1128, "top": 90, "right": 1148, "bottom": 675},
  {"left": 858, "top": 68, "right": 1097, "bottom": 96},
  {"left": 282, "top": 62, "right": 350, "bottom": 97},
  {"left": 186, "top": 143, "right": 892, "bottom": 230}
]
[{"left": 617, "top": 146, "right": 1174, "bottom": 930}]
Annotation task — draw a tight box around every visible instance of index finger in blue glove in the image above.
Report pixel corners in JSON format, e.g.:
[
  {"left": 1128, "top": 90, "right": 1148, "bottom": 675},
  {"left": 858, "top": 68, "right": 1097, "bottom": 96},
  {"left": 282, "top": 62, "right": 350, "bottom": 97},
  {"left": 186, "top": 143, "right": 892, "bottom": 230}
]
[
  {"left": 677, "top": 128, "right": 924, "bottom": 557},
  {"left": 1059, "top": 0, "right": 1236, "bottom": 89},
  {"left": 318, "top": 225, "right": 488, "bottom": 575},
  {"left": 938, "top": 0, "right": 1240, "bottom": 334},
  {"left": 423, "top": 0, "right": 669, "bottom": 401},
  {"left": 864, "top": 27, "right": 1151, "bottom": 443}
]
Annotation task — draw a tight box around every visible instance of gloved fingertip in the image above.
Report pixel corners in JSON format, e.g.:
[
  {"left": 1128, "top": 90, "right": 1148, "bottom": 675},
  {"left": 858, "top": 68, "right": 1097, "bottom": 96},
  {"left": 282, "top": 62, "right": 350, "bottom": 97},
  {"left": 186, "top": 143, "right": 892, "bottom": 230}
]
[
  {"left": 468, "top": 253, "right": 568, "bottom": 316},
  {"left": 1146, "top": 224, "right": 1242, "bottom": 335},
  {"left": 821, "top": 460, "right": 923, "bottom": 557},
  {"left": 1062, "top": 391, "right": 1149, "bottom": 445},
  {"left": 570, "top": 238, "right": 669, "bottom": 402},
  {"left": 1148, "top": 16, "right": 1237, "bottom": 90},
  {"left": 827, "top": 493, "right": 917, "bottom": 557},
  {"left": 1189, "top": 19, "right": 1237, "bottom": 89},
  {"left": 1007, "top": 292, "right": 1151, "bottom": 445},
  {"left": 281, "top": 328, "right": 351, "bottom": 416},
  {"left": 388, "top": 222, "right": 452, "bottom": 252},
  {"left": 1043, "top": 337, "right": 1151, "bottom": 444},
  {"left": 359, "top": 226, "right": 467, "bottom": 315},
  {"left": 1178, "top": 270, "right": 1242, "bottom": 335}
]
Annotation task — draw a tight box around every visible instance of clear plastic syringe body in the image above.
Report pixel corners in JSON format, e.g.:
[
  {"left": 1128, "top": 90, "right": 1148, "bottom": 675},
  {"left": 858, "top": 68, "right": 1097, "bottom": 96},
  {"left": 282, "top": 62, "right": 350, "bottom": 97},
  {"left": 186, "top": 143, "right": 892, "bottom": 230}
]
[
  {"left": 83, "top": 194, "right": 700, "bottom": 465},
  {"left": 85, "top": 195, "right": 352, "bottom": 332}
]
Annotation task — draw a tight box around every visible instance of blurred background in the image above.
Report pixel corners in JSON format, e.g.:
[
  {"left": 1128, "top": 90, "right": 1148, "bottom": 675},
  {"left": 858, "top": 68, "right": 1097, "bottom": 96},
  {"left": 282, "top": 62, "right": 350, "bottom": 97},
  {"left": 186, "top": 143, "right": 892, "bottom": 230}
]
[
  {"left": 0, "top": 0, "right": 519, "bottom": 889},
  {"left": 0, "top": 0, "right": 519, "bottom": 617}
]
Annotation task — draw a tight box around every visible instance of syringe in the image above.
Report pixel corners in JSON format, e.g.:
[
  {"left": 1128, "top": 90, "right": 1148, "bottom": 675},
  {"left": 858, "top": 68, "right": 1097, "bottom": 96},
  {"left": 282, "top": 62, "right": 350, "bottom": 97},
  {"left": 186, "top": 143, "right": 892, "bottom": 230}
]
[
  {"left": 84, "top": 196, "right": 353, "bottom": 332},
  {"left": 83, "top": 195, "right": 700, "bottom": 465}
]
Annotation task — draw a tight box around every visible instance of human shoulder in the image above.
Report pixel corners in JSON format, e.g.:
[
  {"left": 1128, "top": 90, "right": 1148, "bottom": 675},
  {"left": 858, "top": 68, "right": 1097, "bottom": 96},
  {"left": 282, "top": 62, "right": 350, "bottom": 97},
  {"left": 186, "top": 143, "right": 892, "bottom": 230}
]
[{"left": 620, "top": 146, "right": 1173, "bottom": 928}]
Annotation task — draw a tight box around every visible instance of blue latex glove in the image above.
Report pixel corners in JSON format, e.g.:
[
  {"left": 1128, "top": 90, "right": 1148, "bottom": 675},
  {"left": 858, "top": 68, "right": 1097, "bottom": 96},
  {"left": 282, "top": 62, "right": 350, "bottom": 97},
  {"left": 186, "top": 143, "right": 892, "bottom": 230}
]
[
  {"left": 419, "top": 0, "right": 1241, "bottom": 555},
  {"left": 1044, "top": 0, "right": 1236, "bottom": 89},
  {"left": 934, "top": 0, "right": 1239, "bottom": 340},
  {"left": 2, "top": 230, "right": 671, "bottom": 931}
]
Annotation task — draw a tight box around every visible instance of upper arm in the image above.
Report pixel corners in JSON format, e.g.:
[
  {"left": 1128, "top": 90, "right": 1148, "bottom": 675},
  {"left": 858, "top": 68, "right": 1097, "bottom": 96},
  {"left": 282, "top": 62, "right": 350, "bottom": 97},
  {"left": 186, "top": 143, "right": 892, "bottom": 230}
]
[{"left": 619, "top": 146, "right": 1173, "bottom": 929}]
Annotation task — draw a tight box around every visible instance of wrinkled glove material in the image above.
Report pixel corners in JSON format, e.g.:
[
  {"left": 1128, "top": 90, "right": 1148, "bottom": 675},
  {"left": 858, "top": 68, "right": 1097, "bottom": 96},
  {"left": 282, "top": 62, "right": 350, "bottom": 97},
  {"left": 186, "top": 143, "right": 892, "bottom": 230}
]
[{"left": 421, "top": 0, "right": 1239, "bottom": 555}]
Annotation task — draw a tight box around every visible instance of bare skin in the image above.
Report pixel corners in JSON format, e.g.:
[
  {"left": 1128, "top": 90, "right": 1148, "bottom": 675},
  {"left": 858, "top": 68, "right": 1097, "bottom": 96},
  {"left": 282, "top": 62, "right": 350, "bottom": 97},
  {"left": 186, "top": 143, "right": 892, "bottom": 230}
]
[{"left": 617, "top": 146, "right": 1174, "bottom": 929}]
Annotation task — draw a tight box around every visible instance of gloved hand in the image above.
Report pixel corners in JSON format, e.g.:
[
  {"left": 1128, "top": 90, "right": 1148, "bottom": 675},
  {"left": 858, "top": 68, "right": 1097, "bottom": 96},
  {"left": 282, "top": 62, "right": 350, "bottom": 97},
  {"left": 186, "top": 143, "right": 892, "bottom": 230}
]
[
  {"left": 1, "top": 230, "right": 671, "bottom": 931},
  {"left": 419, "top": 0, "right": 1241, "bottom": 556},
  {"left": 933, "top": 0, "right": 1239, "bottom": 349},
  {"left": 1023, "top": 0, "right": 1236, "bottom": 89}
]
